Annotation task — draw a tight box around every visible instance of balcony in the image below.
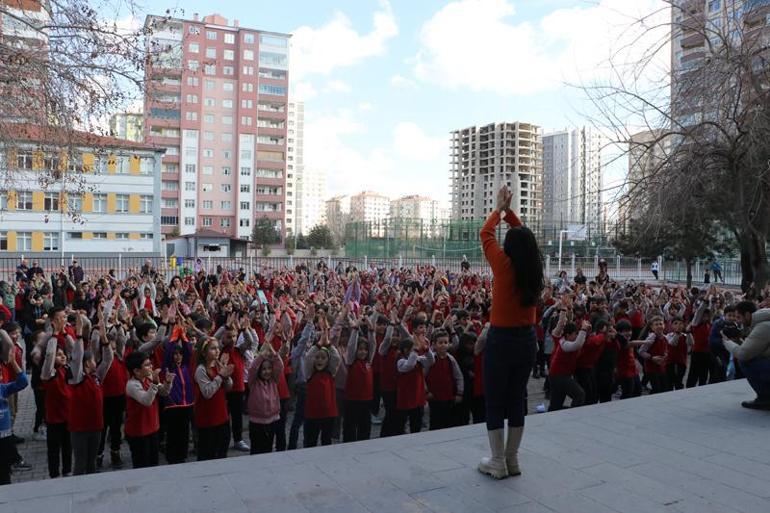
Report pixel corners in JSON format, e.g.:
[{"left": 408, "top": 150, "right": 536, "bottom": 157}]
[{"left": 680, "top": 32, "right": 705, "bottom": 49}]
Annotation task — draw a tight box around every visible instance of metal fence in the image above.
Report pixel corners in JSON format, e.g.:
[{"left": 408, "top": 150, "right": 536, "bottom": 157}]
[{"left": 0, "top": 254, "right": 744, "bottom": 287}]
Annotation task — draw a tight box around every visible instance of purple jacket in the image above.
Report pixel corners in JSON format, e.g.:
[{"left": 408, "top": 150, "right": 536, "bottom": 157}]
[{"left": 247, "top": 353, "right": 283, "bottom": 424}]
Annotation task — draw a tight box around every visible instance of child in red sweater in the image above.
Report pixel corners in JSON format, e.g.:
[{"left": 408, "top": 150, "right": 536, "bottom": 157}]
[
  {"left": 304, "top": 327, "right": 341, "bottom": 448},
  {"left": 194, "top": 337, "right": 234, "bottom": 461},
  {"left": 395, "top": 336, "right": 435, "bottom": 435},
  {"left": 246, "top": 340, "right": 283, "bottom": 454},
  {"left": 343, "top": 314, "right": 377, "bottom": 442},
  {"left": 41, "top": 332, "right": 73, "bottom": 478},
  {"left": 426, "top": 329, "right": 463, "bottom": 430}
]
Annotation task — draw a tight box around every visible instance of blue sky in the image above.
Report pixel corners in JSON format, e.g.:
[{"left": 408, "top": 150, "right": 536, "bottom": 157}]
[{"left": 145, "top": 0, "right": 669, "bottom": 207}]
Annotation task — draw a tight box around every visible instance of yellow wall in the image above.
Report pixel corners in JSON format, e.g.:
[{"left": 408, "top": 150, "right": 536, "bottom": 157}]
[
  {"left": 106, "top": 193, "right": 116, "bottom": 213},
  {"left": 31, "top": 232, "right": 43, "bottom": 252},
  {"left": 82, "top": 192, "right": 93, "bottom": 213},
  {"left": 106, "top": 232, "right": 116, "bottom": 240},
  {"left": 128, "top": 194, "right": 140, "bottom": 213},
  {"left": 58, "top": 151, "right": 68, "bottom": 172},
  {"left": 82, "top": 153, "right": 94, "bottom": 173},
  {"left": 107, "top": 154, "right": 117, "bottom": 174},
  {"left": 61, "top": 192, "right": 68, "bottom": 213},
  {"left": 129, "top": 155, "right": 141, "bottom": 175},
  {"left": 6, "top": 190, "right": 16, "bottom": 212},
  {"left": 6, "top": 148, "right": 17, "bottom": 167},
  {"left": 32, "top": 150, "right": 44, "bottom": 170},
  {"left": 129, "top": 232, "right": 140, "bottom": 240},
  {"left": 32, "top": 191, "right": 44, "bottom": 211},
  {"left": 82, "top": 232, "right": 93, "bottom": 240},
  {"left": 6, "top": 232, "right": 16, "bottom": 251}
]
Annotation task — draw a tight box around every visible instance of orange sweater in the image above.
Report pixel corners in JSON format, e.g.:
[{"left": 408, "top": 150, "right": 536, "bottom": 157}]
[{"left": 480, "top": 210, "right": 537, "bottom": 328}]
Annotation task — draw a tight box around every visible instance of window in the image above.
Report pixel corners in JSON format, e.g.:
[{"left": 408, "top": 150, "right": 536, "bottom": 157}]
[
  {"left": 187, "top": 76, "right": 199, "bottom": 86},
  {"left": 204, "top": 64, "right": 216, "bottom": 75},
  {"left": 202, "top": 183, "right": 213, "bottom": 192},
  {"left": 204, "top": 114, "right": 214, "bottom": 124},
  {"left": 243, "top": 66, "right": 254, "bottom": 75},
  {"left": 240, "top": 201, "right": 250, "bottom": 210},
  {"left": 202, "top": 165, "right": 213, "bottom": 175},
  {"left": 223, "top": 150, "right": 232, "bottom": 160},
  {"left": 162, "top": 180, "right": 179, "bottom": 191},
  {"left": 243, "top": 49, "right": 254, "bottom": 61},
  {"left": 221, "top": 200, "right": 231, "bottom": 210},
  {"left": 708, "top": 0, "right": 720, "bottom": 13},
  {"left": 188, "top": 43, "right": 199, "bottom": 53},
  {"left": 186, "top": 94, "right": 198, "bottom": 103},
  {"left": 186, "top": 112, "right": 198, "bottom": 121},
  {"left": 115, "top": 194, "right": 129, "bottom": 213},
  {"left": 255, "top": 168, "right": 283, "bottom": 178},
  {"left": 242, "top": 82, "right": 254, "bottom": 92},
  {"left": 188, "top": 26, "right": 200, "bottom": 35},
  {"left": 223, "top": 82, "right": 234, "bottom": 92},
  {"left": 185, "top": 182, "right": 195, "bottom": 191},
  {"left": 92, "top": 193, "right": 106, "bottom": 213},
  {"left": 224, "top": 49, "right": 234, "bottom": 60},
  {"left": 241, "top": 99, "right": 253, "bottom": 109},
  {"left": 184, "top": 199, "right": 195, "bottom": 208},
  {"left": 160, "top": 216, "right": 178, "bottom": 225},
  {"left": 256, "top": 151, "right": 284, "bottom": 161},
  {"left": 244, "top": 33, "right": 255, "bottom": 44},
  {"left": 241, "top": 116, "right": 252, "bottom": 126},
  {"left": 139, "top": 194, "right": 152, "bottom": 214},
  {"left": 240, "top": 184, "right": 250, "bottom": 193},
  {"left": 66, "top": 232, "right": 82, "bottom": 240},
  {"left": 259, "top": 51, "right": 288, "bottom": 68},
  {"left": 221, "top": 184, "right": 232, "bottom": 193},
  {"left": 185, "top": 148, "right": 196, "bottom": 159},
  {"left": 93, "top": 232, "right": 107, "bottom": 239},
  {"left": 184, "top": 217, "right": 195, "bottom": 226},
  {"left": 258, "top": 69, "right": 287, "bottom": 80},
  {"left": 187, "top": 60, "right": 199, "bottom": 71},
  {"left": 116, "top": 233, "right": 129, "bottom": 240},
  {"left": 204, "top": 97, "right": 215, "bottom": 107},
  {"left": 202, "top": 200, "right": 213, "bottom": 209},
  {"left": 162, "top": 198, "right": 178, "bottom": 208},
  {"left": 203, "top": 149, "right": 214, "bottom": 158},
  {"left": 206, "top": 30, "right": 217, "bottom": 40},
  {"left": 259, "top": 84, "right": 287, "bottom": 96},
  {"left": 222, "top": 166, "right": 231, "bottom": 176},
  {"left": 68, "top": 194, "right": 82, "bottom": 212},
  {"left": 240, "top": 167, "right": 251, "bottom": 176},
  {"left": 205, "top": 47, "right": 216, "bottom": 59},
  {"left": 222, "top": 116, "right": 233, "bottom": 125},
  {"left": 224, "top": 33, "right": 235, "bottom": 44},
  {"left": 185, "top": 164, "right": 196, "bottom": 174},
  {"left": 16, "top": 232, "right": 31, "bottom": 251},
  {"left": 260, "top": 35, "right": 288, "bottom": 47},
  {"left": 204, "top": 79, "right": 215, "bottom": 91},
  {"left": 202, "top": 217, "right": 212, "bottom": 227},
  {"left": 44, "top": 192, "right": 59, "bottom": 211},
  {"left": 220, "top": 218, "right": 231, "bottom": 228},
  {"left": 223, "top": 66, "right": 234, "bottom": 76},
  {"left": 221, "top": 133, "right": 233, "bottom": 143},
  {"left": 165, "top": 147, "right": 179, "bottom": 156},
  {"left": 140, "top": 233, "right": 154, "bottom": 240},
  {"left": 44, "top": 232, "right": 59, "bottom": 251},
  {"left": 222, "top": 99, "right": 233, "bottom": 109},
  {"left": 241, "top": 149, "right": 253, "bottom": 159},
  {"left": 239, "top": 218, "right": 250, "bottom": 227},
  {"left": 204, "top": 131, "right": 214, "bottom": 141},
  {"left": 0, "top": 231, "right": 6, "bottom": 250}
]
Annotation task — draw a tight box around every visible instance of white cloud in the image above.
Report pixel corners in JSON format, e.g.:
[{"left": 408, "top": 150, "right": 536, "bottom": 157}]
[
  {"left": 293, "top": 81, "right": 318, "bottom": 101},
  {"left": 290, "top": 0, "right": 398, "bottom": 81},
  {"left": 390, "top": 74, "right": 417, "bottom": 89},
  {"left": 393, "top": 122, "right": 446, "bottom": 162},
  {"left": 411, "top": 0, "right": 669, "bottom": 95},
  {"left": 324, "top": 80, "right": 352, "bottom": 93},
  {"left": 305, "top": 114, "right": 447, "bottom": 201},
  {"left": 358, "top": 102, "right": 373, "bottom": 112}
]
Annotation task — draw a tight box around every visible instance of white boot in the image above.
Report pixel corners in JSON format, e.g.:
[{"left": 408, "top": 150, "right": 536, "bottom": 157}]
[
  {"left": 505, "top": 426, "right": 524, "bottom": 476},
  {"left": 478, "top": 429, "right": 508, "bottom": 479}
]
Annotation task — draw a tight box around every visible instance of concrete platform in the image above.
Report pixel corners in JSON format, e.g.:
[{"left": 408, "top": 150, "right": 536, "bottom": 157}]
[{"left": 2, "top": 379, "right": 769, "bottom": 513}]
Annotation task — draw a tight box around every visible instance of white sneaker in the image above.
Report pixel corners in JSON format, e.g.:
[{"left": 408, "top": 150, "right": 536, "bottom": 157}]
[
  {"left": 33, "top": 429, "right": 47, "bottom": 442},
  {"left": 234, "top": 440, "right": 250, "bottom": 452}
]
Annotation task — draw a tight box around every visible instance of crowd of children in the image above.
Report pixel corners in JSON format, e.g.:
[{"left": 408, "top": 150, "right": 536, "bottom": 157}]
[{"left": 0, "top": 257, "right": 766, "bottom": 485}]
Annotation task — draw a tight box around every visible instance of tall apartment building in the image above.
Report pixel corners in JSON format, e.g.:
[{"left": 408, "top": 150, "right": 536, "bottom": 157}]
[
  {"left": 542, "top": 127, "right": 603, "bottom": 231},
  {"left": 390, "top": 195, "right": 445, "bottom": 221},
  {"left": 143, "top": 13, "right": 290, "bottom": 240},
  {"left": 110, "top": 112, "right": 145, "bottom": 143},
  {"left": 351, "top": 191, "right": 390, "bottom": 223},
  {"left": 449, "top": 122, "right": 543, "bottom": 229},
  {"left": 619, "top": 129, "right": 670, "bottom": 232},
  {"left": 0, "top": 124, "right": 163, "bottom": 255},
  {"left": 325, "top": 195, "right": 351, "bottom": 243}
]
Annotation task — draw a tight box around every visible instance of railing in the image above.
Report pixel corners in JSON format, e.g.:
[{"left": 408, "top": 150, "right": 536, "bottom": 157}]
[{"left": 0, "top": 254, "right": 743, "bottom": 287}]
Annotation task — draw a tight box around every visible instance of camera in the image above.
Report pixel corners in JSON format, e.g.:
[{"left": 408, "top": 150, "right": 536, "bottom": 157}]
[{"left": 721, "top": 322, "right": 742, "bottom": 340}]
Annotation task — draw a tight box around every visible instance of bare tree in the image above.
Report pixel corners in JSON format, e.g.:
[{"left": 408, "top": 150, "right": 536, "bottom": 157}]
[{"left": 584, "top": 0, "right": 770, "bottom": 290}]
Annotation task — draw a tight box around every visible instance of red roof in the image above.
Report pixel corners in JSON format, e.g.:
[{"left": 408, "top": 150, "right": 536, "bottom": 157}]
[{"left": 1, "top": 122, "right": 162, "bottom": 152}]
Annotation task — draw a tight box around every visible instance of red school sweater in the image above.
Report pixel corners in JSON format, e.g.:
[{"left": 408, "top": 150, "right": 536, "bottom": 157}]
[
  {"left": 397, "top": 361, "right": 426, "bottom": 411},
  {"left": 194, "top": 366, "right": 229, "bottom": 428},
  {"left": 124, "top": 378, "right": 159, "bottom": 437},
  {"left": 345, "top": 359, "right": 373, "bottom": 402},
  {"left": 43, "top": 366, "right": 71, "bottom": 425},
  {"left": 306, "top": 371, "right": 338, "bottom": 419},
  {"left": 667, "top": 333, "right": 688, "bottom": 367},
  {"left": 68, "top": 374, "right": 104, "bottom": 432},
  {"left": 426, "top": 356, "right": 455, "bottom": 402}
]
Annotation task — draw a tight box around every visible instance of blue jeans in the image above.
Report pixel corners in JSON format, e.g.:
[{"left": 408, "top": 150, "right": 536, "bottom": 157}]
[
  {"left": 739, "top": 358, "right": 770, "bottom": 398},
  {"left": 484, "top": 326, "right": 537, "bottom": 430}
]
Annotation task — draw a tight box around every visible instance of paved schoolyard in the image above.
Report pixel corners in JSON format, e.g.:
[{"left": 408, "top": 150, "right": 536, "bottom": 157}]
[{"left": 2, "top": 379, "right": 768, "bottom": 513}]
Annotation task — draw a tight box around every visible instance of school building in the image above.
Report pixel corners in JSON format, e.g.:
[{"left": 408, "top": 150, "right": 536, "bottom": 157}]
[{"left": 0, "top": 124, "right": 165, "bottom": 256}]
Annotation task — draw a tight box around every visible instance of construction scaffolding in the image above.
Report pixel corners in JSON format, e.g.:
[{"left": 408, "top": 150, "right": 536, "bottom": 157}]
[{"left": 344, "top": 218, "right": 619, "bottom": 259}]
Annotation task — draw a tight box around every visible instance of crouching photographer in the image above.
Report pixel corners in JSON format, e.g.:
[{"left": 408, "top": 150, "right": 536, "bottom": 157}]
[{"left": 722, "top": 301, "right": 770, "bottom": 410}]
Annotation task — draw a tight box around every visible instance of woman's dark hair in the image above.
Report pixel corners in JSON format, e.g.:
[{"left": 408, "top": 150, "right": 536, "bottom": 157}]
[{"left": 503, "top": 226, "right": 544, "bottom": 307}]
